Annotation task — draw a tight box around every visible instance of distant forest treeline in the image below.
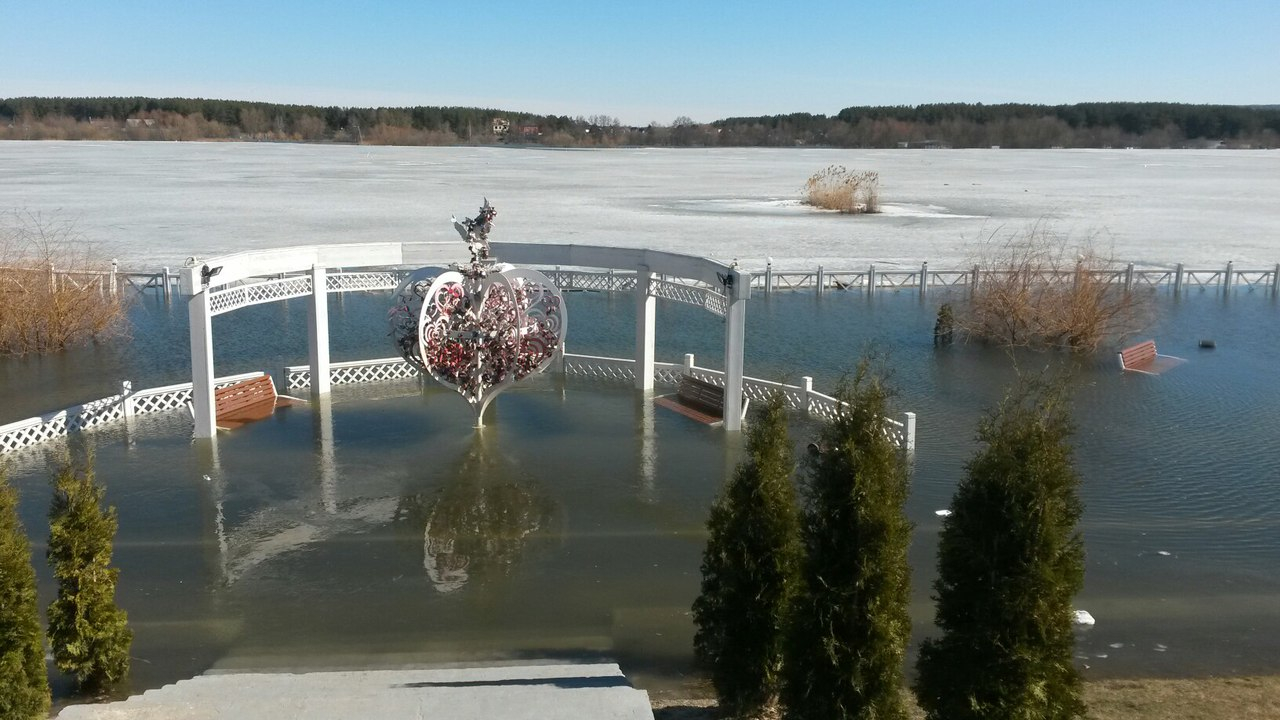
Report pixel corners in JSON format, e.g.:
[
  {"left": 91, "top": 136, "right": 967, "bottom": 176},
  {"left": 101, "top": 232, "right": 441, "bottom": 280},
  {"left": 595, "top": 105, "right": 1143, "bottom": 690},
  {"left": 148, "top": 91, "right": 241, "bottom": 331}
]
[{"left": 2, "top": 97, "right": 1277, "bottom": 148}]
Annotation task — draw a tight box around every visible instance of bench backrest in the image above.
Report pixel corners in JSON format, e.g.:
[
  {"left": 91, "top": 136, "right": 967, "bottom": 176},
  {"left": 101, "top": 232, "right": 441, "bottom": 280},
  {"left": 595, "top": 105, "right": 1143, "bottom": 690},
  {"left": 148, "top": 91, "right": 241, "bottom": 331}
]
[
  {"left": 215, "top": 375, "right": 277, "bottom": 416},
  {"left": 1120, "top": 340, "right": 1157, "bottom": 369},
  {"left": 678, "top": 376, "right": 726, "bottom": 416}
]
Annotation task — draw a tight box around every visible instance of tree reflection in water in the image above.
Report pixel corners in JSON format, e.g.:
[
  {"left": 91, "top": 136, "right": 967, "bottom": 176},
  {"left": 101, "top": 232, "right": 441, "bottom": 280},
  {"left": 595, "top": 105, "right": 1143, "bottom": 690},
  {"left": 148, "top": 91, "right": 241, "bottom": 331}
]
[{"left": 396, "top": 432, "right": 559, "bottom": 594}]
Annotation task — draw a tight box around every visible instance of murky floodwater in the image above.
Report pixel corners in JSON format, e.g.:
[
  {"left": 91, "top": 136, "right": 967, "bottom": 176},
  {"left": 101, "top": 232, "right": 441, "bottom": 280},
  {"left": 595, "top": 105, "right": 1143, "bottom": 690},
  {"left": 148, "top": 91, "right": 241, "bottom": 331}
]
[{"left": 3, "top": 287, "right": 1278, "bottom": 699}]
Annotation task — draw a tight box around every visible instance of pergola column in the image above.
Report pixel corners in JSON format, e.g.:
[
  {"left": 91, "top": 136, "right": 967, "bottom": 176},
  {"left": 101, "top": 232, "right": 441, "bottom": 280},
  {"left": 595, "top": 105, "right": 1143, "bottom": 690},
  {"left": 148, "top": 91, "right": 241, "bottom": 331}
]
[
  {"left": 722, "top": 268, "right": 750, "bottom": 431},
  {"left": 309, "top": 264, "right": 331, "bottom": 395},
  {"left": 189, "top": 288, "right": 217, "bottom": 438},
  {"left": 635, "top": 265, "right": 656, "bottom": 391}
]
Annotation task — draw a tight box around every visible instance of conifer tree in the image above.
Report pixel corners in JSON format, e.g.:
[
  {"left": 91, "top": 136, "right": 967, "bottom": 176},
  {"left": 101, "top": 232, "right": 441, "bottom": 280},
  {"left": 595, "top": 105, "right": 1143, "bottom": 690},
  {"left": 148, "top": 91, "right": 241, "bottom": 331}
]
[
  {"left": 0, "top": 468, "right": 51, "bottom": 719},
  {"left": 46, "top": 459, "right": 131, "bottom": 694},
  {"left": 782, "top": 363, "right": 913, "bottom": 720},
  {"left": 915, "top": 376, "right": 1085, "bottom": 720},
  {"left": 692, "top": 393, "right": 800, "bottom": 718}
]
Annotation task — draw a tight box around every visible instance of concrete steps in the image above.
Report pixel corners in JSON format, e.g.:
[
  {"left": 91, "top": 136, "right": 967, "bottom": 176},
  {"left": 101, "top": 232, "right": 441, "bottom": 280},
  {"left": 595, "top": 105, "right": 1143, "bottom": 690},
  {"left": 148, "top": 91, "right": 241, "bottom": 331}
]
[{"left": 56, "top": 663, "right": 654, "bottom": 720}]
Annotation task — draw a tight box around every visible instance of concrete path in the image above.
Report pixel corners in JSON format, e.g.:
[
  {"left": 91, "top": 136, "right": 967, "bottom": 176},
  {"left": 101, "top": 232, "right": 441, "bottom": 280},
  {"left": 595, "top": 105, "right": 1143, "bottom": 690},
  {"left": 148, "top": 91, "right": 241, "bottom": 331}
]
[{"left": 55, "top": 663, "right": 654, "bottom": 720}]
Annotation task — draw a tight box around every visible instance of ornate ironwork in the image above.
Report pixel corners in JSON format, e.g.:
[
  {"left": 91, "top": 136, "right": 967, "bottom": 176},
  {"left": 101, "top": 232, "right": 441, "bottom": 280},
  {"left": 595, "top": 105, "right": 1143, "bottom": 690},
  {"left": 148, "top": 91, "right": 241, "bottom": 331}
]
[{"left": 390, "top": 201, "right": 567, "bottom": 423}]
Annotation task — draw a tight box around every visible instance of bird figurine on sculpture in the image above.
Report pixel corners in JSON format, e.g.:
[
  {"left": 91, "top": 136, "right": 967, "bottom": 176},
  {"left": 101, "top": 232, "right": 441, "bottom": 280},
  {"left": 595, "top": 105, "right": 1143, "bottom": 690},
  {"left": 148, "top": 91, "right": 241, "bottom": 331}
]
[{"left": 452, "top": 198, "right": 497, "bottom": 265}]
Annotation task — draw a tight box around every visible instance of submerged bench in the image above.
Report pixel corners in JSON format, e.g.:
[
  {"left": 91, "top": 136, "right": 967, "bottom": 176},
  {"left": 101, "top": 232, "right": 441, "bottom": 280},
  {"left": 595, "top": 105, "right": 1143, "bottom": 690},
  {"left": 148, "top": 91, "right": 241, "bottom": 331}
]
[
  {"left": 214, "top": 375, "right": 303, "bottom": 430},
  {"left": 1118, "top": 339, "right": 1185, "bottom": 375},
  {"left": 654, "top": 375, "right": 749, "bottom": 426}
]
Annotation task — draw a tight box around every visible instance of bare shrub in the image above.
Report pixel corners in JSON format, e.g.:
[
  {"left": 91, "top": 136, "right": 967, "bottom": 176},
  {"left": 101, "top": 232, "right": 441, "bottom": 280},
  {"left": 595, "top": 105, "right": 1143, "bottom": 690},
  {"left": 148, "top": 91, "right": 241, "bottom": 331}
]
[
  {"left": 0, "top": 212, "right": 129, "bottom": 356},
  {"left": 803, "top": 165, "right": 880, "bottom": 213},
  {"left": 957, "top": 226, "right": 1149, "bottom": 352}
]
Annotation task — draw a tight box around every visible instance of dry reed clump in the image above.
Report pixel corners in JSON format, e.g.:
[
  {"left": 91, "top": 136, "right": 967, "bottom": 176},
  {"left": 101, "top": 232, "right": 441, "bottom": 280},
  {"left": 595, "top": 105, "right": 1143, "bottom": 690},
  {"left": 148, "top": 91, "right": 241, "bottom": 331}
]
[
  {"left": 956, "top": 226, "right": 1149, "bottom": 352},
  {"left": 803, "top": 165, "right": 880, "bottom": 214},
  {"left": 0, "top": 212, "right": 129, "bottom": 356}
]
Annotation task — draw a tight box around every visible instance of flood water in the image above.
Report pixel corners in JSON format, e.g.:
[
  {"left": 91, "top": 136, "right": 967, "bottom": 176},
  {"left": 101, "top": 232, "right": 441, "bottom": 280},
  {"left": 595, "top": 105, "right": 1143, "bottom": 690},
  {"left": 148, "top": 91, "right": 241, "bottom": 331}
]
[{"left": 3, "top": 286, "right": 1279, "bottom": 699}]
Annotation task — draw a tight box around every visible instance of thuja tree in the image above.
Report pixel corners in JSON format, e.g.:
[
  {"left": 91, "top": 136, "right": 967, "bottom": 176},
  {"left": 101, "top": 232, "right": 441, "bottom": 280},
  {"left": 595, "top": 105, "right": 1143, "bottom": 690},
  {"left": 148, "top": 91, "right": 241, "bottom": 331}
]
[
  {"left": 0, "top": 469, "right": 51, "bottom": 719},
  {"left": 782, "top": 363, "right": 913, "bottom": 720},
  {"left": 692, "top": 393, "right": 800, "bottom": 718},
  {"left": 47, "top": 459, "right": 131, "bottom": 694},
  {"left": 915, "top": 376, "right": 1085, "bottom": 720}
]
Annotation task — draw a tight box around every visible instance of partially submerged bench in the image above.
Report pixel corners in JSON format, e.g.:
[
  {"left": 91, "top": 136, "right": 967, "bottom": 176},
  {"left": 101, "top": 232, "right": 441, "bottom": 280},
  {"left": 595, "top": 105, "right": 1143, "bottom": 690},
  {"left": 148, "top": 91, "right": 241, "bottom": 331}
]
[
  {"left": 1118, "top": 340, "right": 1185, "bottom": 375},
  {"left": 654, "top": 375, "right": 749, "bottom": 426},
  {"left": 214, "top": 375, "right": 303, "bottom": 430}
]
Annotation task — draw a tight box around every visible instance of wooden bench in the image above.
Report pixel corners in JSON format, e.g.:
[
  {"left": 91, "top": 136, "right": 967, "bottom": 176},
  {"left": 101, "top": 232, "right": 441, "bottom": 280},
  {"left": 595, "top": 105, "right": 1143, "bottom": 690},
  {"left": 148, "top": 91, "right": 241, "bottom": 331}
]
[
  {"left": 214, "top": 375, "right": 302, "bottom": 430},
  {"left": 654, "top": 375, "right": 749, "bottom": 426},
  {"left": 1118, "top": 339, "right": 1185, "bottom": 375}
]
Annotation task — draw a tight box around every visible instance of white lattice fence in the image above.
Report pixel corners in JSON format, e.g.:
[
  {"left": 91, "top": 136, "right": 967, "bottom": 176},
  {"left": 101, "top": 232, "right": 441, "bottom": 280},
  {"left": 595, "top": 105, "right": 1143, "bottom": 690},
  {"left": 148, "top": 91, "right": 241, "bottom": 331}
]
[
  {"left": 562, "top": 353, "right": 637, "bottom": 382},
  {"left": 285, "top": 358, "right": 421, "bottom": 390},
  {"left": 327, "top": 272, "right": 399, "bottom": 293},
  {"left": 651, "top": 278, "right": 727, "bottom": 316},
  {"left": 545, "top": 270, "right": 637, "bottom": 293},
  {"left": 209, "top": 276, "right": 313, "bottom": 315},
  {"left": 0, "top": 371, "right": 266, "bottom": 455}
]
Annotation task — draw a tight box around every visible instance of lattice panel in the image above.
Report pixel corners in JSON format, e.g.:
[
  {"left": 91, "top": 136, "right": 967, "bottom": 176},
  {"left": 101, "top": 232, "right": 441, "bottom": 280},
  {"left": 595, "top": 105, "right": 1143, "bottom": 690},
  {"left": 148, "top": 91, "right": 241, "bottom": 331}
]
[
  {"left": 0, "top": 418, "right": 64, "bottom": 454},
  {"left": 130, "top": 387, "right": 193, "bottom": 414},
  {"left": 328, "top": 272, "right": 399, "bottom": 293},
  {"left": 547, "top": 270, "right": 637, "bottom": 293},
  {"left": 287, "top": 369, "right": 311, "bottom": 390},
  {"left": 742, "top": 380, "right": 805, "bottom": 410},
  {"left": 654, "top": 366, "right": 684, "bottom": 385},
  {"left": 331, "top": 360, "right": 420, "bottom": 385},
  {"left": 563, "top": 357, "right": 636, "bottom": 382},
  {"left": 651, "top": 279, "right": 727, "bottom": 316},
  {"left": 209, "top": 276, "right": 313, "bottom": 315}
]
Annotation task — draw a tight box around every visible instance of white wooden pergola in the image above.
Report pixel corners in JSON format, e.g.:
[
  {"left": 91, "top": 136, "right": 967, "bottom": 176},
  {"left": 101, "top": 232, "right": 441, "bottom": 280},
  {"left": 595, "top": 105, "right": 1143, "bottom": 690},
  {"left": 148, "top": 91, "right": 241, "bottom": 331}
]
[{"left": 179, "top": 242, "right": 750, "bottom": 438}]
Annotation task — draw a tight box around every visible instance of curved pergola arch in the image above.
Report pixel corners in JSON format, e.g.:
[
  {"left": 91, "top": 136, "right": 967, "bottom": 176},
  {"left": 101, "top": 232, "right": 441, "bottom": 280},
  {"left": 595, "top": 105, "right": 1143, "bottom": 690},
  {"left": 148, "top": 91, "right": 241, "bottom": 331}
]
[{"left": 180, "top": 242, "right": 751, "bottom": 438}]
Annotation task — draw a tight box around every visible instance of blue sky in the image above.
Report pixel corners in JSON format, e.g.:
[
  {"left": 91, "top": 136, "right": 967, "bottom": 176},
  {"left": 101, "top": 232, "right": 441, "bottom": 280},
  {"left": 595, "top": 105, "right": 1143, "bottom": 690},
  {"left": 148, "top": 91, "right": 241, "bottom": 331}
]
[{"left": 4, "top": 1, "right": 1276, "bottom": 125}]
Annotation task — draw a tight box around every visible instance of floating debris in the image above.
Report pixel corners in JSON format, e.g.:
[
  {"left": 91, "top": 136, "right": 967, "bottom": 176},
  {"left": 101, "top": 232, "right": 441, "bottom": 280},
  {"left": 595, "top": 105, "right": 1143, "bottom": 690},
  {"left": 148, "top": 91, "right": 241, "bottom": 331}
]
[
  {"left": 935, "top": 509, "right": 952, "bottom": 517},
  {"left": 1073, "top": 610, "right": 1096, "bottom": 626}
]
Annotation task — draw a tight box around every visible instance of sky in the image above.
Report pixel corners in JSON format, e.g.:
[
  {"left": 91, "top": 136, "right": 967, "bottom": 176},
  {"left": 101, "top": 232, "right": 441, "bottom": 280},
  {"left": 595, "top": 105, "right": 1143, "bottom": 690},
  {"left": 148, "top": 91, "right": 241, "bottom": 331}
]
[{"left": 3, "top": 1, "right": 1277, "bottom": 126}]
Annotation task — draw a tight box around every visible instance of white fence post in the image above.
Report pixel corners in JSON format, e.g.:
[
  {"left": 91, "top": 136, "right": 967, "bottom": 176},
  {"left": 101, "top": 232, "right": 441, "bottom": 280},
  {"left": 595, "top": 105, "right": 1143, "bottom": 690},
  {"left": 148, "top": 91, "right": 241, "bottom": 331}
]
[
  {"left": 1272, "top": 263, "right": 1279, "bottom": 298},
  {"left": 683, "top": 353, "right": 695, "bottom": 375},
  {"left": 1174, "top": 263, "right": 1184, "bottom": 296},
  {"left": 1224, "top": 261, "right": 1234, "bottom": 293},
  {"left": 919, "top": 261, "right": 929, "bottom": 296},
  {"left": 802, "top": 376, "right": 814, "bottom": 415},
  {"left": 816, "top": 265, "right": 824, "bottom": 295},
  {"left": 867, "top": 264, "right": 876, "bottom": 296},
  {"left": 903, "top": 411, "right": 916, "bottom": 453},
  {"left": 764, "top": 261, "right": 773, "bottom": 296}
]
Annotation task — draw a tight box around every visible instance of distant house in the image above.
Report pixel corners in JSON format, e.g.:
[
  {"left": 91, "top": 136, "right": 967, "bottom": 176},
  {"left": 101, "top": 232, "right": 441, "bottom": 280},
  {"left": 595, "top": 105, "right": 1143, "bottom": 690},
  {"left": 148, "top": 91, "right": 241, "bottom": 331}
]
[{"left": 491, "top": 117, "right": 510, "bottom": 135}]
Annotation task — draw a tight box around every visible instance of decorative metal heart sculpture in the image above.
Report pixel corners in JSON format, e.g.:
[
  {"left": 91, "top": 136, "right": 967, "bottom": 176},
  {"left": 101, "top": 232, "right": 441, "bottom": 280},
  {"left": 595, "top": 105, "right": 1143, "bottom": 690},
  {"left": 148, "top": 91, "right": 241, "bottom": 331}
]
[{"left": 389, "top": 202, "right": 566, "bottom": 426}]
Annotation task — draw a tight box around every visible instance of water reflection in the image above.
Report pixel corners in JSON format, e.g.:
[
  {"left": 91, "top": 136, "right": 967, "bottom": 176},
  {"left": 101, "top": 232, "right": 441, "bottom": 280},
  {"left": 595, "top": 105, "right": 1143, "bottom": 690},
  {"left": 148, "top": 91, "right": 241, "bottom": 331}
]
[{"left": 396, "top": 431, "right": 560, "bottom": 593}]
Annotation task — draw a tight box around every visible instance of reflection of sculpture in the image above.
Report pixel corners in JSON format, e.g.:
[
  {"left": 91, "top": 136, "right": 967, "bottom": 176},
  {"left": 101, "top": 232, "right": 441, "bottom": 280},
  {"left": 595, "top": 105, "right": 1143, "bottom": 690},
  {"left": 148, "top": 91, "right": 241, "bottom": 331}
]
[
  {"left": 389, "top": 200, "right": 567, "bottom": 426},
  {"left": 395, "top": 436, "right": 559, "bottom": 593}
]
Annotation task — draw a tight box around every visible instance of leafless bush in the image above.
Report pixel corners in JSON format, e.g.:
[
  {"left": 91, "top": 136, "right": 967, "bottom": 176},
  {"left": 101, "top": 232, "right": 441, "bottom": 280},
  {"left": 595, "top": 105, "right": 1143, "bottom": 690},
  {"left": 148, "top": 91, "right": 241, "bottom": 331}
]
[
  {"left": 803, "top": 165, "right": 880, "bottom": 214},
  {"left": 956, "top": 226, "right": 1150, "bottom": 352},
  {"left": 0, "top": 212, "right": 129, "bottom": 356}
]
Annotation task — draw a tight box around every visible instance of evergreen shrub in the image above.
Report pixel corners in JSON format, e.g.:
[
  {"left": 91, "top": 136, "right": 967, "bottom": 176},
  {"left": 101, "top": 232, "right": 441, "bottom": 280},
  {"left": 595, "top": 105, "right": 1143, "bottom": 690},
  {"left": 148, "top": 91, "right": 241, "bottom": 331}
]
[
  {"left": 0, "top": 468, "right": 51, "bottom": 719},
  {"left": 692, "top": 393, "right": 800, "bottom": 718},
  {"left": 46, "top": 459, "right": 131, "bottom": 694},
  {"left": 782, "top": 363, "right": 913, "bottom": 720},
  {"left": 915, "top": 376, "right": 1086, "bottom": 720}
]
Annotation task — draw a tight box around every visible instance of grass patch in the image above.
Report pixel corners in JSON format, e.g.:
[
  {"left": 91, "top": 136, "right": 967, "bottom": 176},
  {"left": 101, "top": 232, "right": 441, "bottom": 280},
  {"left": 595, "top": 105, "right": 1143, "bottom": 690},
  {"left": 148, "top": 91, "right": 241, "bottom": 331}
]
[{"left": 651, "top": 676, "right": 1280, "bottom": 720}]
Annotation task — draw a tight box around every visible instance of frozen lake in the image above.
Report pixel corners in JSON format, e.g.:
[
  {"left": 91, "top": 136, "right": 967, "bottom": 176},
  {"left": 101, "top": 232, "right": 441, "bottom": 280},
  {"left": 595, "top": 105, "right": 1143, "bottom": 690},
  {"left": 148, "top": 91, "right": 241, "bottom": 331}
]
[{"left": 1, "top": 141, "right": 1277, "bottom": 271}]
